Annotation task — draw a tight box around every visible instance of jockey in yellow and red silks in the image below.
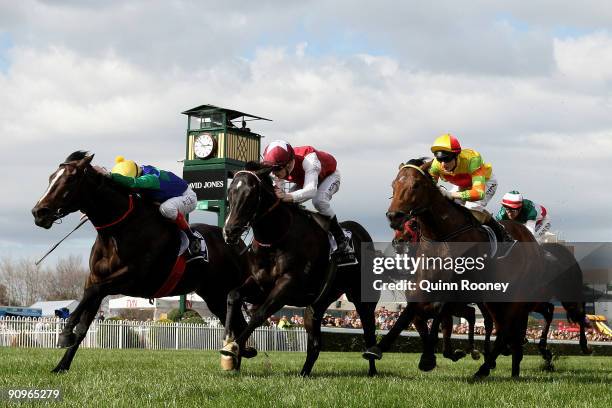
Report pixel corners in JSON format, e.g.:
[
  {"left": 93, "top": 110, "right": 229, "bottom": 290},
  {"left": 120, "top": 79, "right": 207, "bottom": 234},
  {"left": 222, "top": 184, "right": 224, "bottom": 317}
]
[{"left": 428, "top": 133, "right": 513, "bottom": 242}]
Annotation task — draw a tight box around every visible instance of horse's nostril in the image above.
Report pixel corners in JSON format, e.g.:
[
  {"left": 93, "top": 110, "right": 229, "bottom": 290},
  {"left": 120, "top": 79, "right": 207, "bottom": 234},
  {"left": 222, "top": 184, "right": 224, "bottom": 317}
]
[{"left": 32, "top": 207, "right": 51, "bottom": 219}]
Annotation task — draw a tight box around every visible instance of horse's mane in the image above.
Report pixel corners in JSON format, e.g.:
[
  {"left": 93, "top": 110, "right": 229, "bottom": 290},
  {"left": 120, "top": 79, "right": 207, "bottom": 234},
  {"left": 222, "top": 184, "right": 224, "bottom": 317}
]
[
  {"left": 244, "top": 161, "right": 274, "bottom": 189},
  {"left": 64, "top": 150, "right": 90, "bottom": 163},
  {"left": 402, "top": 156, "right": 477, "bottom": 225}
]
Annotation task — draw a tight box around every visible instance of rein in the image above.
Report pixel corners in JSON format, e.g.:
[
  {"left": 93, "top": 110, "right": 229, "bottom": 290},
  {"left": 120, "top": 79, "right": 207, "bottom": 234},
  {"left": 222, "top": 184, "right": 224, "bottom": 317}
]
[
  {"left": 93, "top": 194, "right": 135, "bottom": 230},
  {"left": 232, "top": 170, "right": 292, "bottom": 247},
  {"left": 397, "top": 163, "right": 478, "bottom": 242}
]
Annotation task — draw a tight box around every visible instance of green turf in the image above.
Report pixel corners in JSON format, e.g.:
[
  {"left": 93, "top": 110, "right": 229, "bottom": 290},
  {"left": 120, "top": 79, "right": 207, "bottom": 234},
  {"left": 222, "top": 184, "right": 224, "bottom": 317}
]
[{"left": 0, "top": 348, "right": 610, "bottom": 407}]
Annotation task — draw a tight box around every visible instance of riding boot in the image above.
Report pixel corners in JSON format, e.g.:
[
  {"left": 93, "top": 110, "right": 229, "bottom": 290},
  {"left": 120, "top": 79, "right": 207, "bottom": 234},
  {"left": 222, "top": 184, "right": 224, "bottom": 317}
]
[
  {"left": 175, "top": 213, "right": 202, "bottom": 256},
  {"left": 482, "top": 214, "right": 515, "bottom": 243},
  {"left": 328, "top": 215, "right": 356, "bottom": 263}
]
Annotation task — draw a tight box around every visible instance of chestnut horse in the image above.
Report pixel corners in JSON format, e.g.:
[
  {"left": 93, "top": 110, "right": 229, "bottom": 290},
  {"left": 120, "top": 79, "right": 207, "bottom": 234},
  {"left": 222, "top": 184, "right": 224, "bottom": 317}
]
[{"left": 366, "top": 159, "right": 544, "bottom": 378}]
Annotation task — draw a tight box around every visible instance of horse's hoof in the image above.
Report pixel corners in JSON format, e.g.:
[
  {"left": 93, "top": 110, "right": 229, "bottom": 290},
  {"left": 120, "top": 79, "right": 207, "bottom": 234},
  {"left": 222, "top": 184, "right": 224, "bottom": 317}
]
[
  {"left": 418, "top": 354, "right": 436, "bottom": 372},
  {"left": 220, "top": 355, "right": 239, "bottom": 371},
  {"left": 452, "top": 349, "right": 467, "bottom": 361},
  {"left": 583, "top": 347, "right": 593, "bottom": 355},
  {"left": 470, "top": 349, "right": 481, "bottom": 360},
  {"left": 57, "top": 333, "right": 76, "bottom": 348},
  {"left": 51, "top": 365, "right": 68, "bottom": 374},
  {"left": 542, "top": 361, "right": 555, "bottom": 372},
  {"left": 473, "top": 364, "right": 490, "bottom": 379},
  {"left": 490, "top": 360, "right": 497, "bottom": 369},
  {"left": 220, "top": 341, "right": 239, "bottom": 358},
  {"left": 242, "top": 346, "right": 258, "bottom": 359},
  {"left": 362, "top": 346, "right": 382, "bottom": 361}
]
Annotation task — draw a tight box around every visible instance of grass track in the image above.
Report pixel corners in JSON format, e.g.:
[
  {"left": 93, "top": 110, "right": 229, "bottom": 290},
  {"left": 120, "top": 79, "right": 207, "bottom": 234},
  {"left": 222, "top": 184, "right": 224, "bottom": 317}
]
[{"left": 0, "top": 348, "right": 610, "bottom": 407}]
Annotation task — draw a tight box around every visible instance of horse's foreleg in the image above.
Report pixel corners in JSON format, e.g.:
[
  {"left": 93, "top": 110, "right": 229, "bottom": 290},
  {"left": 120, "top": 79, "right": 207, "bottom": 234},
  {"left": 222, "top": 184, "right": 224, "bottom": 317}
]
[
  {"left": 222, "top": 277, "right": 260, "bottom": 347},
  {"left": 363, "top": 303, "right": 416, "bottom": 361},
  {"left": 57, "top": 286, "right": 101, "bottom": 348},
  {"left": 482, "top": 305, "right": 494, "bottom": 362},
  {"left": 52, "top": 290, "right": 104, "bottom": 373},
  {"left": 441, "top": 314, "right": 465, "bottom": 362},
  {"left": 420, "top": 303, "right": 447, "bottom": 372},
  {"left": 299, "top": 303, "right": 327, "bottom": 377},
  {"left": 221, "top": 275, "right": 296, "bottom": 367},
  {"left": 463, "top": 305, "right": 480, "bottom": 359},
  {"left": 353, "top": 300, "right": 378, "bottom": 376},
  {"left": 536, "top": 302, "right": 554, "bottom": 368}
]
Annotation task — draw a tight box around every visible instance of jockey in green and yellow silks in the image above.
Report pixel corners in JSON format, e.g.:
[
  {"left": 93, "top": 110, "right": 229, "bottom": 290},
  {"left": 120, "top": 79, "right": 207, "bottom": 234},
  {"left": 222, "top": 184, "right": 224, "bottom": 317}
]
[{"left": 428, "top": 133, "right": 513, "bottom": 242}]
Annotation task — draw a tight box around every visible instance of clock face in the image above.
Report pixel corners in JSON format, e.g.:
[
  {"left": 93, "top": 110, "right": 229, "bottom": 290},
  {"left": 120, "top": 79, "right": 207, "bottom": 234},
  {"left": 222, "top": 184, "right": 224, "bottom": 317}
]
[{"left": 194, "top": 133, "right": 216, "bottom": 159}]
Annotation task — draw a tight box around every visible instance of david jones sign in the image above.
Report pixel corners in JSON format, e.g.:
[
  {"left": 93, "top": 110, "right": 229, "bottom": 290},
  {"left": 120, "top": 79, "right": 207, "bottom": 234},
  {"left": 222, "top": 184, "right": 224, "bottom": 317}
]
[{"left": 182, "top": 169, "right": 227, "bottom": 200}]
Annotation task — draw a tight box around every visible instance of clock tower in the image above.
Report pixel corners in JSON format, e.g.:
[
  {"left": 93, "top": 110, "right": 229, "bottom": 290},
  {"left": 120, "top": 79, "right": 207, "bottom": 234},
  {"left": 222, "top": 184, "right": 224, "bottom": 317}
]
[{"left": 181, "top": 104, "right": 271, "bottom": 227}]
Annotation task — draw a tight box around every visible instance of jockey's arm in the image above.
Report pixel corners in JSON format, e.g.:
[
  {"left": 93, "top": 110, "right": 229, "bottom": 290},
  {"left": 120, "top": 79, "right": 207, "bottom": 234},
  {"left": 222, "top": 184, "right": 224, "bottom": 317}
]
[
  {"left": 457, "top": 160, "right": 487, "bottom": 201},
  {"left": 110, "top": 173, "right": 160, "bottom": 190},
  {"left": 287, "top": 153, "right": 321, "bottom": 203}
]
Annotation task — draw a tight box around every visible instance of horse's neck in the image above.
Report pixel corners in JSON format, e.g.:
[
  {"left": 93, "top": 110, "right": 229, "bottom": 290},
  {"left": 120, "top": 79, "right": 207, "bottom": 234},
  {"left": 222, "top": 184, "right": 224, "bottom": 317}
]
[
  {"left": 252, "top": 191, "right": 292, "bottom": 243},
  {"left": 80, "top": 176, "right": 134, "bottom": 228},
  {"left": 418, "top": 192, "right": 473, "bottom": 241}
]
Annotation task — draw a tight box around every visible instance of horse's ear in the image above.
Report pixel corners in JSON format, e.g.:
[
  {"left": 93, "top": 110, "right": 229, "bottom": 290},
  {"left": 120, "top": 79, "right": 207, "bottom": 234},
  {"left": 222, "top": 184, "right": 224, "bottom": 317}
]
[
  {"left": 256, "top": 166, "right": 273, "bottom": 178},
  {"left": 81, "top": 153, "right": 95, "bottom": 166},
  {"left": 398, "top": 162, "right": 405, "bottom": 169},
  {"left": 228, "top": 170, "right": 235, "bottom": 179},
  {"left": 421, "top": 160, "right": 432, "bottom": 173}
]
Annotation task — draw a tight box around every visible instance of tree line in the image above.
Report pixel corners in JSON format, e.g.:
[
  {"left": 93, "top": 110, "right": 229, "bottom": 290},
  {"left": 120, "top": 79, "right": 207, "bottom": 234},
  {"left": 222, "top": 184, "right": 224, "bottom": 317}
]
[{"left": 0, "top": 255, "right": 88, "bottom": 307}]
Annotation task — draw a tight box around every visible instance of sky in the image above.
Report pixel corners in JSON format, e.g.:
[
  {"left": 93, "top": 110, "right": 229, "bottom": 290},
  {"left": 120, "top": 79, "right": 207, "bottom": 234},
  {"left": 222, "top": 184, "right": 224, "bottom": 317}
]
[{"left": 1, "top": 0, "right": 611, "bottom": 266}]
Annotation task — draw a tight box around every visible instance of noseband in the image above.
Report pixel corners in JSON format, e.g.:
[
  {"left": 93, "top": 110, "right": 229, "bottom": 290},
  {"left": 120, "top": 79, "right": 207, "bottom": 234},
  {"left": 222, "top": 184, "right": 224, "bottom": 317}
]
[{"left": 231, "top": 170, "right": 281, "bottom": 231}]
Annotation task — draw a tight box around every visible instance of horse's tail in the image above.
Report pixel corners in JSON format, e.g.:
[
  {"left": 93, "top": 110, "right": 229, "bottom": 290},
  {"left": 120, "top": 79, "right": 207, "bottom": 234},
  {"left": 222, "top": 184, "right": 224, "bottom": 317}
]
[{"left": 541, "top": 242, "right": 586, "bottom": 324}]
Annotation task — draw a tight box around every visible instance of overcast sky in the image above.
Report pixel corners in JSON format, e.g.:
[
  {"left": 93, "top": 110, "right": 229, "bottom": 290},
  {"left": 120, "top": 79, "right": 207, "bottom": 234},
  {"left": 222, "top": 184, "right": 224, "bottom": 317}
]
[{"left": 1, "top": 1, "right": 611, "bottom": 266}]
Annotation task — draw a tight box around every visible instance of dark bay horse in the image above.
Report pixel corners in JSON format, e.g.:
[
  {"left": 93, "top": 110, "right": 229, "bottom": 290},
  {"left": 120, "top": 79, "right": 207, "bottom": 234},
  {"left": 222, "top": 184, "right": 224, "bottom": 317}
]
[
  {"left": 221, "top": 162, "right": 379, "bottom": 376},
  {"left": 32, "top": 151, "right": 253, "bottom": 372},
  {"left": 367, "top": 159, "right": 545, "bottom": 378}
]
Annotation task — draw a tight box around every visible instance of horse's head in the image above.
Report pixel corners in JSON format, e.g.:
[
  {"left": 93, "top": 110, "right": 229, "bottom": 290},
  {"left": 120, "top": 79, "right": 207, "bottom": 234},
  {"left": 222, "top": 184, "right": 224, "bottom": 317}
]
[
  {"left": 223, "top": 161, "right": 274, "bottom": 244},
  {"left": 387, "top": 158, "right": 434, "bottom": 230},
  {"left": 32, "top": 151, "right": 95, "bottom": 229}
]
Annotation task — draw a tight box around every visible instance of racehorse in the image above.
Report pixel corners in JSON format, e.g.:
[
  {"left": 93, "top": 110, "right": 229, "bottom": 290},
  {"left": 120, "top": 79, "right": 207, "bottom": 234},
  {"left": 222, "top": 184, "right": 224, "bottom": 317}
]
[
  {"left": 393, "top": 216, "right": 591, "bottom": 368},
  {"left": 366, "top": 158, "right": 545, "bottom": 378},
  {"left": 221, "top": 161, "right": 379, "bottom": 376},
  {"left": 32, "top": 151, "right": 254, "bottom": 372}
]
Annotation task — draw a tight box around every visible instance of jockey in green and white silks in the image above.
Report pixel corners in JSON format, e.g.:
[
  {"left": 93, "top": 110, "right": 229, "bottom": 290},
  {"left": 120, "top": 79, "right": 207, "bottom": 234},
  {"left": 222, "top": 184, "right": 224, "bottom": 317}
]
[{"left": 495, "top": 190, "right": 551, "bottom": 243}]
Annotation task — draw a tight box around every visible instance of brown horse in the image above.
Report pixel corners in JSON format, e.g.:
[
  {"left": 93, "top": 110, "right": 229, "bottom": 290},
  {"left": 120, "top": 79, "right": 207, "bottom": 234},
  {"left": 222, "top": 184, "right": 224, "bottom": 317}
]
[
  {"left": 221, "top": 162, "right": 379, "bottom": 376},
  {"left": 32, "top": 151, "right": 254, "bottom": 372},
  {"left": 366, "top": 159, "right": 545, "bottom": 378}
]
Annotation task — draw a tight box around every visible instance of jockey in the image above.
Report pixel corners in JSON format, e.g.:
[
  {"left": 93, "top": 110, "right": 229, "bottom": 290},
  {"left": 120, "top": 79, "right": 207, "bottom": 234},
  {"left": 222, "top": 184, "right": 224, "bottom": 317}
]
[
  {"left": 429, "top": 133, "right": 514, "bottom": 242},
  {"left": 100, "top": 156, "right": 202, "bottom": 258},
  {"left": 262, "top": 140, "right": 355, "bottom": 263},
  {"left": 496, "top": 191, "right": 551, "bottom": 243}
]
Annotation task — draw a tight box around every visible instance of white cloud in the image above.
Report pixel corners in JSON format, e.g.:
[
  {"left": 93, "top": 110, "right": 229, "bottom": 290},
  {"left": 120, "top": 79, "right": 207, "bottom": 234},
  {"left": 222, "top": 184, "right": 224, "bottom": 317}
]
[{"left": 1, "top": 1, "right": 612, "bottom": 262}]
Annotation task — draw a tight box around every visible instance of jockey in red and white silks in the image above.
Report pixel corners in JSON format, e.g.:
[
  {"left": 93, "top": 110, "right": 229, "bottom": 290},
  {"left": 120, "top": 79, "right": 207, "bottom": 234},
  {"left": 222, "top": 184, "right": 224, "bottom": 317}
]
[{"left": 262, "top": 140, "right": 354, "bottom": 260}]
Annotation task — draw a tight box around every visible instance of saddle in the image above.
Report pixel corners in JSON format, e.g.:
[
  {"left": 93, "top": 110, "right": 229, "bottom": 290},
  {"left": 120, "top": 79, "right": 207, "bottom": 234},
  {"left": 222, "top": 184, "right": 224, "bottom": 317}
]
[{"left": 300, "top": 209, "right": 356, "bottom": 262}]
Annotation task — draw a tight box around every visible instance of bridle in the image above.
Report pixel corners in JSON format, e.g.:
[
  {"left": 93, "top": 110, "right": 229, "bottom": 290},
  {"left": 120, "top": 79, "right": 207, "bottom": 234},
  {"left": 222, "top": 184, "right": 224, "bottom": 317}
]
[
  {"left": 49, "top": 162, "right": 89, "bottom": 221},
  {"left": 392, "top": 164, "right": 431, "bottom": 218},
  {"left": 49, "top": 161, "right": 135, "bottom": 230},
  {"left": 230, "top": 170, "right": 289, "bottom": 246},
  {"left": 393, "top": 163, "right": 479, "bottom": 242}
]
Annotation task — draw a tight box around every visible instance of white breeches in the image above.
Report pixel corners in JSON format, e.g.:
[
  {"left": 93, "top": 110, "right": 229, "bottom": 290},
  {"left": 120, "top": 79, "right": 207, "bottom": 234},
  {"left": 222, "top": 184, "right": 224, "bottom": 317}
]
[
  {"left": 312, "top": 170, "right": 341, "bottom": 218},
  {"left": 159, "top": 187, "right": 197, "bottom": 220},
  {"left": 451, "top": 175, "right": 498, "bottom": 214}
]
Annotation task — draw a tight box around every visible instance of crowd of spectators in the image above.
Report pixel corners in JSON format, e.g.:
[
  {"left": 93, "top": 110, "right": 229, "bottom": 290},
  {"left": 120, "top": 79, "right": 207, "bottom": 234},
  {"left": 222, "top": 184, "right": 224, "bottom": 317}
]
[{"left": 269, "top": 307, "right": 611, "bottom": 342}]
